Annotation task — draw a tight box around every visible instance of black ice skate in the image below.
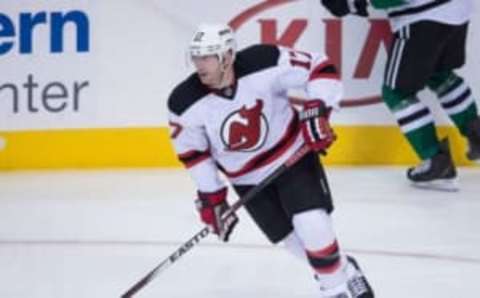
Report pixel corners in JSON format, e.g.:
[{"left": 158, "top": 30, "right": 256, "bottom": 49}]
[
  {"left": 407, "top": 138, "right": 458, "bottom": 192},
  {"left": 317, "top": 256, "right": 374, "bottom": 298},
  {"left": 465, "top": 117, "right": 480, "bottom": 162},
  {"left": 345, "top": 256, "right": 374, "bottom": 298}
]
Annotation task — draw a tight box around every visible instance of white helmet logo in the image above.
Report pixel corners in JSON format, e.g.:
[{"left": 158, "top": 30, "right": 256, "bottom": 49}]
[{"left": 189, "top": 23, "right": 236, "bottom": 59}]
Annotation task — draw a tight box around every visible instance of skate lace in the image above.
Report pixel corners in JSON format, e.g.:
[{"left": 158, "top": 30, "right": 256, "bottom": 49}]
[
  {"left": 348, "top": 276, "right": 368, "bottom": 296},
  {"left": 411, "top": 159, "right": 431, "bottom": 175}
]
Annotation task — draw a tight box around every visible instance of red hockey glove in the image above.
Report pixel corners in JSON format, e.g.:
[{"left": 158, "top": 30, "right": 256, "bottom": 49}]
[
  {"left": 299, "top": 99, "right": 336, "bottom": 153},
  {"left": 196, "top": 187, "right": 238, "bottom": 242}
]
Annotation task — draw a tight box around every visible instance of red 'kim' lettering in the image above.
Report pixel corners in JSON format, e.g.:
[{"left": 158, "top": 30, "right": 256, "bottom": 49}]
[
  {"left": 323, "top": 19, "right": 342, "bottom": 76},
  {"left": 258, "top": 19, "right": 307, "bottom": 47},
  {"left": 258, "top": 19, "right": 392, "bottom": 81},
  {"left": 354, "top": 19, "right": 392, "bottom": 79}
]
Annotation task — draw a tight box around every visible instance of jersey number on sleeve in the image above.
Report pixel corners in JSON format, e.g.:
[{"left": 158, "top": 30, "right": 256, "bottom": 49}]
[
  {"left": 288, "top": 50, "right": 312, "bottom": 71},
  {"left": 169, "top": 121, "right": 183, "bottom": 139}
]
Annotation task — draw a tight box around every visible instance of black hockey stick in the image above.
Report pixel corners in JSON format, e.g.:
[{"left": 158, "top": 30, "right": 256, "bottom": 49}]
[{"left": 120, "top": 144, "right": 311, "bottom": 298}]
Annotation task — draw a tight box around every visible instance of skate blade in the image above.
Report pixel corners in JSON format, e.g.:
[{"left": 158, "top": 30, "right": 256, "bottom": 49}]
[
  {"left": 471, "top": 158, "right": 480, "bottom": 165},
  {"left": 466, "top": 151, "right": 480, "bottom": 163},
  {"left": 411, "top": 178, "right": 459, "bottom": 192}
]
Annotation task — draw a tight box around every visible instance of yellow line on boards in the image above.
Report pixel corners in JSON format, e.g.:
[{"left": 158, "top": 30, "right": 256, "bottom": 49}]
[
  {"left": 0, "top": 126, "right": 475, "bottom": 170},
  {"left": 0, "top": 127, "right": 179, "bottom": 170}
]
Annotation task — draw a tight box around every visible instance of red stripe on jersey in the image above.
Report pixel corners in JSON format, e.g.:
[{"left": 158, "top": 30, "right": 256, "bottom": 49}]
[
  {"left": 308, "top": 61, "right": 339, "bottom": 81},
  {"left": 219, "top": 113, "right": 300, "bottom": 178},
  {"left": 178, "top": 150, "right": 211, "bottom": 168}
]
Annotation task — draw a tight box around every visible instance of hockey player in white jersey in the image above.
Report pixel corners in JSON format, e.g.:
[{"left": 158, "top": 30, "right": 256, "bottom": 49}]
[
  {"left": 167, "top": 23, "right": 374, "bottom": 298},
  {"left": 321, "top": 0, "right": 480, "bottom": 191}
]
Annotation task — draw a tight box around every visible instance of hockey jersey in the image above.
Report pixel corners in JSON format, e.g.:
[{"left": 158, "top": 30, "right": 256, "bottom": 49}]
[
  {"left": 372, "top": 0, "right": 473, "bottom": 32},
  {"left": 167, "top": 44, "right": 342, "bottom": 192}
]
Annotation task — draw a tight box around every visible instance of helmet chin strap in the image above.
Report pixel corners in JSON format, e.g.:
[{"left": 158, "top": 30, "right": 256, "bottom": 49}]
[{"left": 216, "top": 54, "right": 231, "bottom": 89}]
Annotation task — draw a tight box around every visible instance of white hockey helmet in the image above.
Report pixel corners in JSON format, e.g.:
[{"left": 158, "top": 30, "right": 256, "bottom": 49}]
[{"left": 189, "top": 23, "right": 236, "bottom": 62}]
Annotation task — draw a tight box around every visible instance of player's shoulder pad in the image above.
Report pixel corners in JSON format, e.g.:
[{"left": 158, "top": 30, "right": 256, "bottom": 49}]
[
  {"left": 168, "top": 73, "right": 210, "bottom": 116},
  {"left": 235, "top": 44, "right": 281, "bottom": 78}
]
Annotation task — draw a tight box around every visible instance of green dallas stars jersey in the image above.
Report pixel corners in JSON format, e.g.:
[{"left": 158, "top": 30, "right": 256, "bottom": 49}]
[{"left": 369, "top": 0, "right": 473, "bottom": 32}]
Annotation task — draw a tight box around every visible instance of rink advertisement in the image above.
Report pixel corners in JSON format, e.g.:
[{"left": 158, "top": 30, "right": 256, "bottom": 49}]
[
  {"left": 0, "top": 5, "right": 92, "bottom": 127},
  {"left": 1, "top": 0, "right": 479, "bottom": 169}
]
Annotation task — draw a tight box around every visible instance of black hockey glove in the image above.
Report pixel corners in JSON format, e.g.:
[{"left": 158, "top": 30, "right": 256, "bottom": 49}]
[{"left": 321, "top": 0, "right": 369, "bottom": 17}]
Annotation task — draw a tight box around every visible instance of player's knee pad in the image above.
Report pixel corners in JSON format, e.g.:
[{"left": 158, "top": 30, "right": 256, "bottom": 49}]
[
  {"left": 427, "top": 70, "right": 461, "bottom": 95},
  {"left": 382, "top": 85, "right": 418, "bottom": 111},
  {"left": 292, "top": 209, "right": 335, "bottom": 250}
]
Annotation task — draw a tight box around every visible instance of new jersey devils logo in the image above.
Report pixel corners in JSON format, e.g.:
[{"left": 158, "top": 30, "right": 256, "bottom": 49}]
[{"left": 221, "top": 99, "right": 269, "bottom": 152}]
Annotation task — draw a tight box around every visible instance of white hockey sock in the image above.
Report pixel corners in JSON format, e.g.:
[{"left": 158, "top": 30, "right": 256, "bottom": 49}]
[
  {"left": 292, "top": 209, "right": 348, "bottom": 289},
  {"left": 282, "top": 231, "right": 307, "bottom": 261}
]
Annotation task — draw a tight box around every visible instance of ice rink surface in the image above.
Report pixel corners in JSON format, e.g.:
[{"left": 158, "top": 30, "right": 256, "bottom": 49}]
[{"left": 0, "top": 167, "right": 479, "bottom": 298}]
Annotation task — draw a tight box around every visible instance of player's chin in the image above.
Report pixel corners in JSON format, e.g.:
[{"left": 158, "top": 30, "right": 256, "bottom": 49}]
[
  {"left": 199, "top": 75, "right": 214, "bottom": 86},
  {"left": 197, "top": 73, "right": 207, "bottom": 81}
]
